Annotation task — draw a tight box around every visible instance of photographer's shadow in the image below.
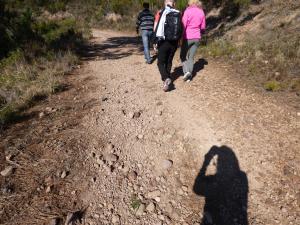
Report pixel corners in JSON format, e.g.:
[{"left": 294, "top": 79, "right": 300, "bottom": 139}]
[{"left": 193, "top": 146, "right": 248, "bottom": 225}]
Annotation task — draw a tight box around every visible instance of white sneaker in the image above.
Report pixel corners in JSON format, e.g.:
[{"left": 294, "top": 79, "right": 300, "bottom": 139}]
[{"left": 183, "top": 72, "right": 192, "bottom": 81}]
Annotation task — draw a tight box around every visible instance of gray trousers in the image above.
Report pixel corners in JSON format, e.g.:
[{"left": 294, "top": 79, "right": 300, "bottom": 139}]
[{"left": 180, "top": 39, "right": 200, "bottom": 74}]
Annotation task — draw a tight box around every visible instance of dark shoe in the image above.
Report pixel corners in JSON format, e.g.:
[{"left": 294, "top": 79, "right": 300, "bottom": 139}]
[
  {"left": 163, "top": 78, "right": 172, "bottom": 92},
  {"left": 146, "top": 57, "right": 153, "bottom": 64}
]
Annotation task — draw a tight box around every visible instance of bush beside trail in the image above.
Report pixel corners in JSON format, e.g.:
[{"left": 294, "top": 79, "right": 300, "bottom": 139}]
[{"left": 0, "top": 1, "right": 86, "bottom": 126}]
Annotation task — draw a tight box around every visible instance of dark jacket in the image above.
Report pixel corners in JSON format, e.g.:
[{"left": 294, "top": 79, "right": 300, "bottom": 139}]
[{"left": 136, "top": 9, "right": 154, "bottom": 31}]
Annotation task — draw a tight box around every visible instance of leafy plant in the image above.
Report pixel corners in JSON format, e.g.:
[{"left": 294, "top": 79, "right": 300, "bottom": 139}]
[
  {"left": 264, "top": 81, "right": 281, "bottom": 92},
  {"left": 130, "top": 195, "right": 141, "bottom": 210}
]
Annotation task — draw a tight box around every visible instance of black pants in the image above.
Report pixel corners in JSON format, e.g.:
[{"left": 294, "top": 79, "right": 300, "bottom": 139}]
[{"left": 157, "top": 40, "right": 178, "bottom": 81}]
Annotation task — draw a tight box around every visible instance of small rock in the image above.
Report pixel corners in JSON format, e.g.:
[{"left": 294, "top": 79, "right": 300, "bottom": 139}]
[
  {"left": 133, "top": 111, "right": 141, "bottom": 118},
  {"left": 104, "top": 153, "right": 118, "bottom": 163},
  {"left": 108, "top": 203, "right": 114, "bottom": 210},
  {"left": 182, "top": 185, "right": 188, "bottom": 192},
  {"left": 112, "top": 214, "right": 120, "bottom": 224},
  {"left": 5, "top": 154, "right": 13, "bottom": 161},
  {"left": 161, "top": 159, "right": 173, "bottom": 170},
  {"left": 147, "top": 190, "right": 161, "bottom": 199},
  {"left": 46, "top": 185, "right": 53, "bottom": 193},
  {"left": 45, "top": 176, "right": 54, "bottom": 185},
  {"left": 96, "top": 158, "right": 105, "bottom": 166},
  {"left": 128, "top": 171, "right": 138, "bottom": 181},
  {"left": 105, "top": 143, "right": 114, "bottom": 151},
  {"left": 137, "top": 134, "right": 144, "bottom": 139},
  {"left": 94, "top": 214, "right": 100, "bottom": 219},
  {"left": 1, "top": 166, "right": 14, "bottom": 177},
  {"left": 122, "top": 166, "right": 129, "bottom": 173},
  {"left": 39, "top": 112, "right": 45, "bottom": 118},
  {"left": 146, "top": 202, "right": 155, "bottom": 213},
  {"left": 101, "top": 97, "right": 108, "bottom": 102},
  {"left": 165, "top": 217, "right": 171, "bottom": 224},
  {"left": 170, "top": 211, "right": 180, "bottom": 220},
  {"left": 92, "top": 177, "right": 97, "bottom": 183},
  {"left": 61, "top": 171, "right": 68, "bottom": 179},
  {"left": 154, "top": 197, "right": 161, "bottom": 202},
  {"left": 297, "top": 112, "right": 300, "bottom": 117},
  {"left": 45, "top": 107, "right": 54, "bottom": 112},
  {"left": 136, "top": 203, "right": 146, "bottom": 216},
  {"left": 178, "top": 189, "right": 184, "bottom": 196},
  {"left": 128, "top": 112, "right": 135, "bottom": 118},
  {"left": 158, "top": 215, "right": 165, "bottom": 221}
]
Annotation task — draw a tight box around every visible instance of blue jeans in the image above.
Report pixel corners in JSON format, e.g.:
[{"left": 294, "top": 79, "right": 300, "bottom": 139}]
[{"left": 141, "top": 30, "right": 153, "bottom": 63}]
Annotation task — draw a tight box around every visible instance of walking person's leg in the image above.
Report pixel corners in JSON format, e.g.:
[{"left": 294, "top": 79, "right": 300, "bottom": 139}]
[
  {"left": 180, "top": 39, "right": 189, "bottom": 75},
  {"left": 141, "top": 30, "right": 151, "bottom": 64},
  {"left": 157, "top": 41, "right": 170, "bottom": 81},
  {"left": 186, "top": 40, "right": 200, "bottom": 75},
  {"left": 166, "top": 41, "right": 178, "bottom": 76},
  {"left": 147, "top": 31, "right": 154, "bottom": 63},
  {"left": 157, "top": 41, "right": 173, "bottom": 92},
  {"left": 184, "top": 39, "right": 200, "bottom": 81}
]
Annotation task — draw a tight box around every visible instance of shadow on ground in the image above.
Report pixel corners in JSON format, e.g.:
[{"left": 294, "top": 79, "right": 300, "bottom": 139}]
[
  {"left": 172, "top": 58, "right": 208, "bottom": 82},
  {"left": 193, "top": 145, "right": 248, "bottom": 225},
  {"left": 79, "top": 36, "right": 144, "bottom": 61}
]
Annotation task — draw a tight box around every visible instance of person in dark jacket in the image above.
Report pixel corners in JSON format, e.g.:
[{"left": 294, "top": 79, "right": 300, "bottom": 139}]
[{"left": 136, "top": 2, "right": 155, "bottom": 64}]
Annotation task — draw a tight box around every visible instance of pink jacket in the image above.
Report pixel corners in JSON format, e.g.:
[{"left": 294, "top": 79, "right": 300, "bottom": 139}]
[{"left": 182, "top": 5, "right": 206, "bottom": 40}]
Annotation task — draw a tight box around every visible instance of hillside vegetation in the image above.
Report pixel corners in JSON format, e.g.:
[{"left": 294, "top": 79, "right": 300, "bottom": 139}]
[
  {"left": 201, "top": 0, "right": 300, "bottom": 93},
  {"left": 0, "top": 0, "right": 86, "bottom": 125}
]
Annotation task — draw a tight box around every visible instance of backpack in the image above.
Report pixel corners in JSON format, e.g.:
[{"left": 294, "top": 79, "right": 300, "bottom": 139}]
[{"left": 164, "top": 11, "right": 182, "bottom": 41}]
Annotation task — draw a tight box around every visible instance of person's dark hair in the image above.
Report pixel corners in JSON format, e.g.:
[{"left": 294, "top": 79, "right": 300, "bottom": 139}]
[{"left": 143, "top": 3, "right": 150, "bottom": 9}]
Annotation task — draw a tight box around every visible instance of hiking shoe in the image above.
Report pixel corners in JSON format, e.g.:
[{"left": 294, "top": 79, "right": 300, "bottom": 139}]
[
  {"left": 183, "top": 72, "right": 192, "bottom": 81},
  {"left": 163, "top": 78, "right": 172, "bottom": 92}
]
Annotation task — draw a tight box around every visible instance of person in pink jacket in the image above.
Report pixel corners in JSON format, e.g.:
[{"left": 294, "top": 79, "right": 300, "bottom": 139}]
[{"left": 180, "top": 0, "right": 206, "bottom": 81}]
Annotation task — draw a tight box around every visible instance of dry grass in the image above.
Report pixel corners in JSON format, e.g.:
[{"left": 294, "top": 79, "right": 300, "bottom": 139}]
[
  {"left": 0, "top": 50, "right": 78, "bottom": 125},
  {"left": 200, "top": 30, "right": 300, "bottom": 92}
]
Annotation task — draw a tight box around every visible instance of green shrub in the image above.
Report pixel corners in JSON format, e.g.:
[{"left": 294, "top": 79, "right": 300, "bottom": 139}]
[
  {"left": 47, "top": 1, "right": 67, "bottom": 13},
  {"left": 0, "top": 104, "right": 16, "bottom": 125},
  {"left": 34, "top": 18, "right": 77, "bottom": 45},
  {"left": 130, "top": 195, "right": 141, "bottom": 210},
  {"left": 264, "top": 80, "right": 281, "bottom": 92},
  {"left": 234, "top": 0, "right": 251, "bottom": 7}
]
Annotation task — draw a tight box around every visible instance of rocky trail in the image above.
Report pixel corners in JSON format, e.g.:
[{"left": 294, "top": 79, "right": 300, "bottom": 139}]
[{"left": 0, "top": 30, "right": 299, "bottom": 225}]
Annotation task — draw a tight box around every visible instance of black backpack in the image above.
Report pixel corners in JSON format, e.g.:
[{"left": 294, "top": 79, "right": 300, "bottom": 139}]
[{"left": 164, "top": 11, "right": 182, "bottom": 41}]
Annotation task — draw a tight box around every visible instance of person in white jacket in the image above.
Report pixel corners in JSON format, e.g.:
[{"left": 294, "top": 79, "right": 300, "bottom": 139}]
[{"left": 154, "top": 0, "right": 180, "bottom": 92}]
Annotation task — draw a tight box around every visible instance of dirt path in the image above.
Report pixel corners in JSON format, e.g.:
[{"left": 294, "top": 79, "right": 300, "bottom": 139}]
[{"left": 1, "top": 30, "right": 299, "bottom": 225}]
